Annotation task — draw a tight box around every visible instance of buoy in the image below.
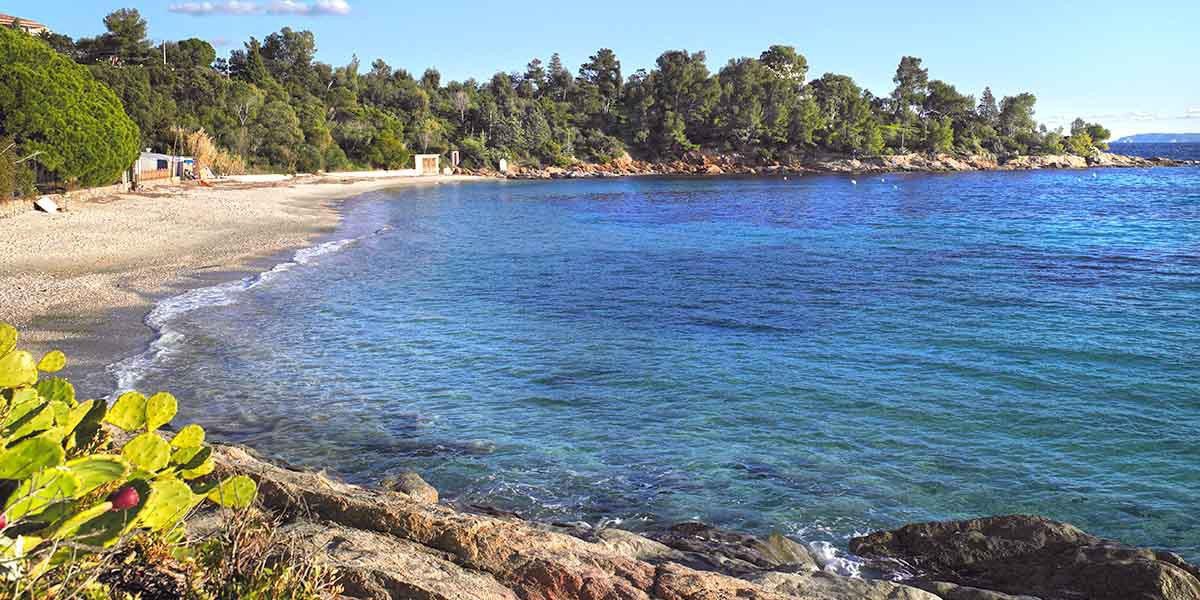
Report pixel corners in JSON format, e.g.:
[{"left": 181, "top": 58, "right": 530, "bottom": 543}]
[{"left": 851, "top": 179, "right": 857, "bottom": 185}]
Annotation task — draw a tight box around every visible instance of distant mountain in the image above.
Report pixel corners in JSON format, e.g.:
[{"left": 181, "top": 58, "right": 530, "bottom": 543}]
[{"left": 1112, "top": 133, "right": 1200, "bottom": 144}]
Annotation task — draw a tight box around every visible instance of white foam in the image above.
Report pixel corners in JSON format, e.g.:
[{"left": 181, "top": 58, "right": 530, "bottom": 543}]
[
  {"left": 107, "top": 237, "right": 365, "bottom": 396},
  {"left": 809, "top": 540, "right": 865, "bottom": 577}
]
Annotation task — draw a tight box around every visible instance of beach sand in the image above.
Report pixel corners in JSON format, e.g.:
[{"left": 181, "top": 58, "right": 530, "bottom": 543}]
[{"left": 0, "top": 174, "right": 484, "bottom": 397}]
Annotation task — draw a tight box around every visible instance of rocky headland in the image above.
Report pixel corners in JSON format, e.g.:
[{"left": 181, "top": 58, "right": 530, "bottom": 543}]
[
  {"left": 176, "top": 444, "right": 1200, "bottom": 600},
  {"left": 469, "top": 151, "right": 1193, "bottom": 180}
]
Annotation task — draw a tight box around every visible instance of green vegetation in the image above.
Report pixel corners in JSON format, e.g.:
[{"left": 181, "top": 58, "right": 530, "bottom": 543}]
[
  {"left": 7, "top": 8, "right": 1114, "bottom": 181},
  {"left": 0, "top": 27, "right": 139, "bottom": 190},
  {"left": 0, "top": 321, "right": 280, "bottom": 598}
]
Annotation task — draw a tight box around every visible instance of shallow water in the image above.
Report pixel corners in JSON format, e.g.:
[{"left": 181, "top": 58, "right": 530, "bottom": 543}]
[{"left": 115, "top": 166, "right": 1200, "bottom": 559}]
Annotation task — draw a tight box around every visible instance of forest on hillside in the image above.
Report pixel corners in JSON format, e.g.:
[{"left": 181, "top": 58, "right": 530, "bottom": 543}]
[{"left": 4, "top": 8, "right": 1112, "bottom": 185}]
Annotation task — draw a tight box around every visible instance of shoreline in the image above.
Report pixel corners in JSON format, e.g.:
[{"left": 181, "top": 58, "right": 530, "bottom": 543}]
[
  {"left": 1, "top": 173, "right": 485, "bottom": 398},
  {"left": 483, "top": 150, "right": 1195, "bottom": 179}
]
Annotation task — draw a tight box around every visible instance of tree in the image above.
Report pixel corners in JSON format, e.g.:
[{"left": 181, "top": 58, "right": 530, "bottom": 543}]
[
  {"left": 890, "top": 56, "right": 928, "bottom": 150},
  {"left": 759, "top": 45, "right": 808, "bottom": 85},
  {"left": 84, "top": 8, "right": 152, "bottom": 65},
  {"left": 978, "top": 87, "right": 999, "bottom": 125},
  {"left": 0, "top": 27, "right": 139, "bottom": 187},
  {"left": 998, "top": 93, "right": 1037, "bottom": 138},
  {"left": 168, "top": 38, "right": 216, "bottom": 68},
  {"left": 578, "top": 48, "right": 622, "bottom": 115},
  {"left": 250, "top": 100, "right": 304, "bottom": 169},
  {"left": 546, "top": 53, "right": 572, "bottom": 100},
  {"left": 648, "top": 50, "right": 719, "bottom": 155}
]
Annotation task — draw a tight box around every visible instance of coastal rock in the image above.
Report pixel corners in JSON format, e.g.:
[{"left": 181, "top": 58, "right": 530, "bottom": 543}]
[
  {"left": 380, "top": 470, "right": 439, "bottom": 504},
  {"left": 914, "top": 581, "right": 1041, "bottom": 600},
  {"left": 647, "top": 522, "right": 820, "bottom": 576},
  {"left": 204, "top": 445, "right": 1200, "bottom": 600},
  {"left": 849, "top": 515, "right": 1200, "bottom": 600},
  {"left": 210, "top": 445, "right": 788, "bottom": 599},
  {"left": 751, "top": 571, "right": 941, "bottom": 600},
  {"left": 279, "top": 521, "right": 517, "bottom": 600}
]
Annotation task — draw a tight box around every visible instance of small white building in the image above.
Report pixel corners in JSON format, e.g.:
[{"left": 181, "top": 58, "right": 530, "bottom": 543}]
[
  {"left": 413, "top": 154, "right": 440, "bottom": 176},
  {"left": 136, "top": 152, "right": 193, "bottom": 182}
]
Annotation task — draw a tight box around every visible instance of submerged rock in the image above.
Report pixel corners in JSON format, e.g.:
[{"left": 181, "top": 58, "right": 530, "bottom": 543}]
[
  {"left": 380, "top": 470, "right": 439, "bottom": 504},
  {"left": 849, "top": 514, "right": 1200, "bottom": 600}
]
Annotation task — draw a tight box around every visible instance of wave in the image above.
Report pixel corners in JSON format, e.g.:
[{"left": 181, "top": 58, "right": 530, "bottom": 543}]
[{"left": 106, "top": 232, "right": 382, "bottom": 396}]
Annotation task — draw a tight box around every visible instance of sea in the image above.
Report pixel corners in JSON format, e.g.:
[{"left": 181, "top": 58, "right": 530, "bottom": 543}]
[{"left": 112, "top": 143, "right": 1200, "bottom": 562}]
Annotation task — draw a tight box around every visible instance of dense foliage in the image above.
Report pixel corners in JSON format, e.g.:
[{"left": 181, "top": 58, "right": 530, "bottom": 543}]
[
  {"left": 0, "top": 27, "right": 139, "bottom": 188},
  {"left": 0, "top": 321, "right": 259, "bottom": 597},
  {"left": 25, "top": 9, "right": 1111, "bottom": 175},
  {"left": 0, "top": 139, "right": 35, "bottom": 200}
]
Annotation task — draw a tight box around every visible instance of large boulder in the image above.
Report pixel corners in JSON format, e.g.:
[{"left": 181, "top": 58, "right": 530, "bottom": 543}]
[
  {"left": 647, "top": 522, "right": 819, "bottom": 577},
  {"left": 850, "top": 515, "right": 1200, "bottom": 600}
]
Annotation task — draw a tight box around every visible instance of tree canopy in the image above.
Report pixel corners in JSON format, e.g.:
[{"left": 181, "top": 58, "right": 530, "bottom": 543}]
[
  {"left": 0, "top": 26, "right": 139, "bottom": 187},
  {"left": 17, "top": 9, "right": 1111, "bottom": 178}
]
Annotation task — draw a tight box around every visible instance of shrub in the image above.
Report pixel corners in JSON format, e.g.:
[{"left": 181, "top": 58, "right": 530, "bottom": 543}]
[
  {"left": 0, "top": 27, "right": 139, "bottom": 188},
  {"left": 0, "top": 321, "right": 257, "bottom": 595},
  {"left": 0, "top": 140, "right": 35, "bottom": 200}
]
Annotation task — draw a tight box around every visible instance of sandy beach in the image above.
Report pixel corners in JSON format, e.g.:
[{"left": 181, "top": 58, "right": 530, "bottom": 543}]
[{"left": 0, "top": 173, "right": 484, "bottom": 397}]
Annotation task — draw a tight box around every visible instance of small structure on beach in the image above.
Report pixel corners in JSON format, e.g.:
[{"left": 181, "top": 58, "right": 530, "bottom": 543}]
[
  {"left": 414, "top": 154, "right": 440, "bottom": 176},
  {"left": 0, "top": 13, "right": 50, "bottom": 34},
  {"left": 135, "top": 152, "right": 193, "bottom": 185}
]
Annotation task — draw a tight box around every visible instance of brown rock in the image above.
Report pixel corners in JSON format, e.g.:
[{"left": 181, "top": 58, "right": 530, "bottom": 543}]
[
  {"left": 380, "top": 471, "right": 439, "bottom": 504},
  {"left": 850, "top": 515, "right": 1200, "bottom": 600},
  {"left": 752, "top": 571, "right": 941, "bottom": 600},
  {"left": 915, "top": 581, "right": 1041, "bottom": 600},
  {"left": 648, "top": 522, "right": 819, "bottom": 577}
]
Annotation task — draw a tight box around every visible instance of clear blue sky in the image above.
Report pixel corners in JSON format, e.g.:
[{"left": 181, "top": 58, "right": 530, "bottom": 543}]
[{"left": 5, "top": 0, "right": 1197, "bottom": 137}]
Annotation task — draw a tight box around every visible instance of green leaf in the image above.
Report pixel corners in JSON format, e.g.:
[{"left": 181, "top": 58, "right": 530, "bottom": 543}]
[
  {"left": 121, "top": 433, "right": 170, "bottom": 472},
  {"left": 0, "top": 434, "right": 65, "bottom": 479},
  {"left": 34, "top": 378, "right": 75, "bottom": 405},
  {"left": 63, "top": 399, "right": 95, "bottom": 436},
  {"left": 181, "top": 457, "right": 214, "bottom": 480},
  {"left": 36, "top": 351, "right": 66, "bottom": 373},
  {"left": 3, "top": 401, "right": 55, "bottom": 444},
  {"left": 104, "top": 391, "right": 146, "bottom": 432},
  {"left": 65, "top": 454, "right": 130, "bottom": 495},
  {"left": 0, "top": 350, "right": 37, "bottom": 389},
  {"left": 136, "top": 478, "right": 198, "bottom": 532},
  {"left": 206, "top": 475, "right": 257, "bottom": 509},
  {"left": 4, "top": 467, "right": 80, "bottom": 521},
  {"left": 69, "top": 400, "right": 106, "bottom": 451},
  {"left": 0, "top": 323, "right": 16, "bottom": 357},
  {"left": 145, "top": 392, "right": 177, "bottom": 431},
  {"left": 48, "top": 501, "right": 113, "bottom": 541},
  {"left": 170, "top": 445, "right": 208, "bottom": 468},
  {"left": 170, "top": 424, "right": 205, "bottom": 449}
]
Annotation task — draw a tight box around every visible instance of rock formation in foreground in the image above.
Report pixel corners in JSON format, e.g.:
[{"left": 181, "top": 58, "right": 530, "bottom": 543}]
[{"left": 196, "top": 444, "right": 1200, "bottom": 600}]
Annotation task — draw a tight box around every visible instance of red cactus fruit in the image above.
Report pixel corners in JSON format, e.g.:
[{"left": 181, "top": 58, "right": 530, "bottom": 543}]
[
  {"left": 109, "top": 486, "right": 140, "bottom": 511},
  {"left": 0, "top": 513, "right": 6, "bottom": 529}
]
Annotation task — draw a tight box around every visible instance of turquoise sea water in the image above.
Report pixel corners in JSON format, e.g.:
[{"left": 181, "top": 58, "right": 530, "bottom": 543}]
[{"left": 115, "top": 164, "right": 1200, "bottom": 560}]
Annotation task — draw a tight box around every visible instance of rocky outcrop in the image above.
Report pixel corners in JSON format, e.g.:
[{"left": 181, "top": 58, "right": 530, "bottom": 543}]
[
  {"left": 207, "top": 444, "right": 936, "bottom": 600},
  {"left": 201, "top": 446, "right": 1200, "bottom": 600},
  {"left": 849, "top": 515, "right": 1200, "bottom": 600},
  {"left": 463, "top": 150, "right": 1191, "bottom": 180}
]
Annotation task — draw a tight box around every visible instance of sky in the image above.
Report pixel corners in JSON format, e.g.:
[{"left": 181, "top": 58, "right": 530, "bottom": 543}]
[{"left": 4, "top": 0, "right": 1198, "bottom": 138}]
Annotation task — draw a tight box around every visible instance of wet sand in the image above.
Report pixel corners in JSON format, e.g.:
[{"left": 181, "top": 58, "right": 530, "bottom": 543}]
[{"left": 0, "top": 174, "right": 484, "bottom": 398}]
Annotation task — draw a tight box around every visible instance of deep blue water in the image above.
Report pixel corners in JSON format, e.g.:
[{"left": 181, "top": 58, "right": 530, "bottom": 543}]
[
  {"left": 1110, "top": 142, "right": 1200, "bottom": 161},
  {"left": 117, "top": 165, "right": 1200, "bottom": 560}
]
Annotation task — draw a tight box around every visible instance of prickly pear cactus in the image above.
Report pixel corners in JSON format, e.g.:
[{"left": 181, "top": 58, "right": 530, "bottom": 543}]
[{"left": 0, "top": 321, "right": 258, "bottom": 580}]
